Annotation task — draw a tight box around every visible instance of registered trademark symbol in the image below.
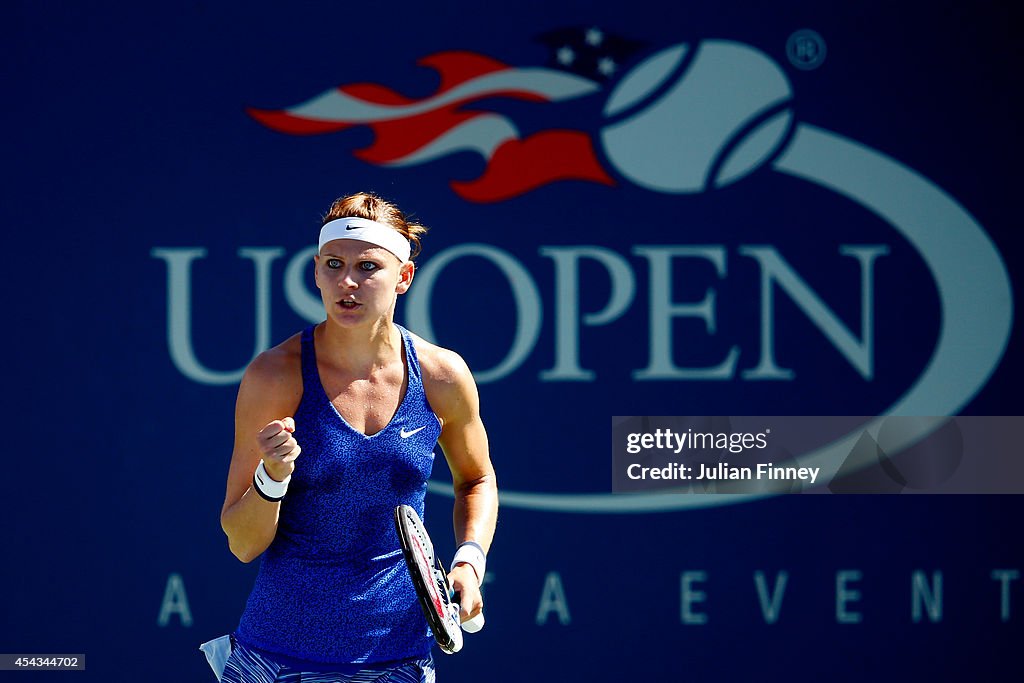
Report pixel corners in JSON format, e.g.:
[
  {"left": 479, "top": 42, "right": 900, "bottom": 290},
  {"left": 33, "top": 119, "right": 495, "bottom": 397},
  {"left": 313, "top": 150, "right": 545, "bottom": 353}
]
[{"left": 786, "top": 29, "right": 826, "bottom": 70}]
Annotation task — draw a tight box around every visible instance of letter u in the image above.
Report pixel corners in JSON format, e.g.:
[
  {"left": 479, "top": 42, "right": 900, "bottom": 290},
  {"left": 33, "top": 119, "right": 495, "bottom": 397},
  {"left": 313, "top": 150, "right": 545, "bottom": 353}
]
[{"left": 151, "top": 247, "right": 283, "bottom": 385}]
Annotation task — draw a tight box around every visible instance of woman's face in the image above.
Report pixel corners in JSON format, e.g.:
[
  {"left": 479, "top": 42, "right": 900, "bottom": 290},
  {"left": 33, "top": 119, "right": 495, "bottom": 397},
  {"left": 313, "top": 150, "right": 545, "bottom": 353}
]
[{"left": 314, "top": 239, "right": 414, "bottom": 328}]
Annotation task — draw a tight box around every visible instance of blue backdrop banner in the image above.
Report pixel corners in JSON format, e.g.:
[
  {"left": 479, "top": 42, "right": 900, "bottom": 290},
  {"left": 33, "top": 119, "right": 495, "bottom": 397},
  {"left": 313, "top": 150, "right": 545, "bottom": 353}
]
[{"left": 4, "top": 1, "right": 1021, "bottom": 681}]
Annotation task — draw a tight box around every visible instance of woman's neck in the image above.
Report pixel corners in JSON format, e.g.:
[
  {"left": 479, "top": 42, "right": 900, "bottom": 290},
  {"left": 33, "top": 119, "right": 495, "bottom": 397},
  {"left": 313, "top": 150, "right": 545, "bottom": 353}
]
[{"left": 317, "top": 318, "right": 401, "bottom": 374}]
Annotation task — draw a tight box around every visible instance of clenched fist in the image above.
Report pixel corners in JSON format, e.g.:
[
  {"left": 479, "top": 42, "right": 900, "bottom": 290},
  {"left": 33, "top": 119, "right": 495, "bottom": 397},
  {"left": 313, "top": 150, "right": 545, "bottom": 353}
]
[{"left": 257, "top": 417, "right": 301, "bottom": 482}]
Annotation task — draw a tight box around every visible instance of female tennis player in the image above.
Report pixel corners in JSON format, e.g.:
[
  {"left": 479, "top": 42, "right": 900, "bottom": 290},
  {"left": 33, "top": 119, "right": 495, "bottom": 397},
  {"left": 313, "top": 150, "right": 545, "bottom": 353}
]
[{"left": 216, "top": 192, "right": 498, "bottom": 682}]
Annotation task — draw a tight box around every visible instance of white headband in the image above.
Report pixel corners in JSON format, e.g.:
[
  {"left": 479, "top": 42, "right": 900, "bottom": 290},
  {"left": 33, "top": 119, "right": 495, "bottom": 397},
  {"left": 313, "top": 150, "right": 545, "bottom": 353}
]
[{"left": 318, "top": 217, "right": 411, "bottom": 263}]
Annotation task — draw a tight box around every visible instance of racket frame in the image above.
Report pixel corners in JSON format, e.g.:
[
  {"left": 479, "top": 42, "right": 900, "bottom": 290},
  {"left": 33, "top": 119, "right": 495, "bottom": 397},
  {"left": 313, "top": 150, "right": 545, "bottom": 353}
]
[{"left": 394, "top": 504, "right": 464, "bottom": 655}]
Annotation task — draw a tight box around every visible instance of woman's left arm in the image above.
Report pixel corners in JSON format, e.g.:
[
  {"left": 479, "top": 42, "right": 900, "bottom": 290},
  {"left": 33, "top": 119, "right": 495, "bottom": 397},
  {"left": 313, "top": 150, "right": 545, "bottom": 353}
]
[{"left": 425, "top": 347, "right": 498, "bottom": 620}]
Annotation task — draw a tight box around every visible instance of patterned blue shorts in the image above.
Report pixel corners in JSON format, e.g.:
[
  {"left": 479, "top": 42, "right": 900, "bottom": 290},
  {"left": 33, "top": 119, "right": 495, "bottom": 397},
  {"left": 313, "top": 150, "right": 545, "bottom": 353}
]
[{"left": 208, "top": 636, "right": 434, "bottom": 683}]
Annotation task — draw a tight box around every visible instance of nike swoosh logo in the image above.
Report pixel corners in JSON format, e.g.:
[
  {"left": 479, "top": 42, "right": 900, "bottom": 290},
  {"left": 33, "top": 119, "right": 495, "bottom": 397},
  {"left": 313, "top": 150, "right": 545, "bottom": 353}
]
[
  {"left": 400, "top": 426, "right": 427, "bottom": 438},
  {"left": 346, "top": 223, "right": 361, "bottom": 230}
]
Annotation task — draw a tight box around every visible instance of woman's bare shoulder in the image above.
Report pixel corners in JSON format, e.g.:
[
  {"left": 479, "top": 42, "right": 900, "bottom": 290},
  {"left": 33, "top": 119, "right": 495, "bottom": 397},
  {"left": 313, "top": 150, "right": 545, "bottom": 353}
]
[
  {"left": 406, "top": 330, "right": 480, "bottom": 430},
  {"left": 406, "top": 331, "right": 472, "bottom": 386},
  {"left": 239, "top": 332, "right": 304, "bottom": 407}
]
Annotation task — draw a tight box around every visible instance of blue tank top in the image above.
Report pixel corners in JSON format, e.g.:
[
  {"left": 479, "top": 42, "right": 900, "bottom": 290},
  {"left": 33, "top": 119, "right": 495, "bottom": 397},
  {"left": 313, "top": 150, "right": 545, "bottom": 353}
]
[{"left": 237, "top": 324, "right": 441, "bottom": 665}]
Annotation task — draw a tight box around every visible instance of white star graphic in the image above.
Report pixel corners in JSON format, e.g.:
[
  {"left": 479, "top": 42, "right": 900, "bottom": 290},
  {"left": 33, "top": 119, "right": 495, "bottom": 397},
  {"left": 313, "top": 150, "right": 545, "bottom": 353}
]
[
  {"left": 557, "top": 45, "right": 575, "bottom": 66},
  {"left": 585, "top": 27, "right": 604, "bottom": 47},
  {"left": 597, "top": 56, "right": 617, "bottom": 76}
]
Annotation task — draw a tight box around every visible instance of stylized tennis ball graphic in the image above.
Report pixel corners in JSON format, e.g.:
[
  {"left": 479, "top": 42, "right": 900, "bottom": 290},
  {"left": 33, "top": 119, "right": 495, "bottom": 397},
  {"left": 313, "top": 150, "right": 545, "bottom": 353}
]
[{"left": 601, "top": 40, "right": 794, "bottom": 193}]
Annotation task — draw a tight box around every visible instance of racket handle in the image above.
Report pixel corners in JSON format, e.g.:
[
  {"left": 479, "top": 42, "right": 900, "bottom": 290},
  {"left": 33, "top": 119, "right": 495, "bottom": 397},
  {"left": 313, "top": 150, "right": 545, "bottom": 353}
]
[
  {"left": 452, "top": 590, "right": 485, "bottom": 632},
  {"left": 462, "top": 612, "right": 485, "bottom": 633}
]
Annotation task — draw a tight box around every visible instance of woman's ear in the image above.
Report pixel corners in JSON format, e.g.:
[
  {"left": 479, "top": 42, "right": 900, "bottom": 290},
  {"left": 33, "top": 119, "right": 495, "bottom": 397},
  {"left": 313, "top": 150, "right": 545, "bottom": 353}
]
[{"left": 396, "top": 261, "right": 415, "bottom": 294}]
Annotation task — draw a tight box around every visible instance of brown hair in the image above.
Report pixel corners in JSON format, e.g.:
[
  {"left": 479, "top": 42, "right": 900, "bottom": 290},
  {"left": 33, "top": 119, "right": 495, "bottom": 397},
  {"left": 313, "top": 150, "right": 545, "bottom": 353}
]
[{"left": 322, "top": 192, "right": 428, "bottom": 260}]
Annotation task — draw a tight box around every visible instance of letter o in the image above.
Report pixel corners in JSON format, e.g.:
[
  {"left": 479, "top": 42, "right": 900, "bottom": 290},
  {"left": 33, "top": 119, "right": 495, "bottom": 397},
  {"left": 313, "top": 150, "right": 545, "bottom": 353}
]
[{"left": 404, "top": 244, "right": 542, "bottom": 383}]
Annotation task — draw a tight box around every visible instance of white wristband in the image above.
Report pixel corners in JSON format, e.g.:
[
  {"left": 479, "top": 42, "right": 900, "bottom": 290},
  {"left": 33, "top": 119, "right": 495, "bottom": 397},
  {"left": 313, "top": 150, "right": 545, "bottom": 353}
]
[
  {"left": 451, "top": 541, "right": 486, "bottom": 584},
  {"left": 253, "top": 460, "right": 291, "bottom": 502}
]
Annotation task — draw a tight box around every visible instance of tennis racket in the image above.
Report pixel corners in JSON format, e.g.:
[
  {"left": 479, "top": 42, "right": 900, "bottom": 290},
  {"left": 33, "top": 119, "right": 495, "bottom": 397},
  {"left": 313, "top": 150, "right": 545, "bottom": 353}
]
[{"left": 394, "top": 504, "right": 483, "bottom": 654}]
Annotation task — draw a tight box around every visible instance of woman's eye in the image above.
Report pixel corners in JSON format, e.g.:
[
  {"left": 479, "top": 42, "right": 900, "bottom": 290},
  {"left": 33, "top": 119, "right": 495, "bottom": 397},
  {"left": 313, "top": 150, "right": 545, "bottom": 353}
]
[
  {"left": 327, "top": 258, "right": 341, "bottom": 268},
  {"left": 359, "top": 261, "right": 379, "bottom": 272}
]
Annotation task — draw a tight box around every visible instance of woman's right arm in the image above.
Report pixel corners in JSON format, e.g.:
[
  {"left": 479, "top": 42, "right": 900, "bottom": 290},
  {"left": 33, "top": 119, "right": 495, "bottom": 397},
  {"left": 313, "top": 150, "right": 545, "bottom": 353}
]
[{"left": 220, "top": 342, "right": 303, "bottom": 563}]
